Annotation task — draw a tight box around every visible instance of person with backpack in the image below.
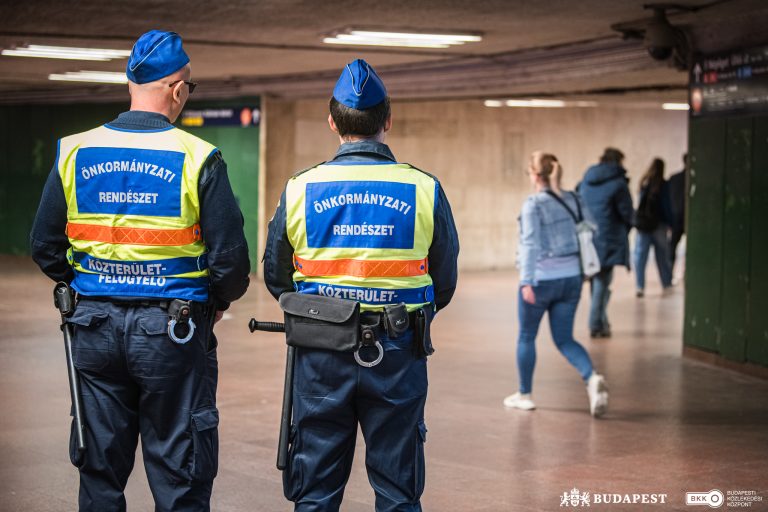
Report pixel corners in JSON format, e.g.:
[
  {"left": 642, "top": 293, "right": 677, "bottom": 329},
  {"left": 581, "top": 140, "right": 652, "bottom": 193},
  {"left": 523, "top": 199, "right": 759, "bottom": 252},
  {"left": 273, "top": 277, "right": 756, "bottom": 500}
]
[
  {"left": 633, "top": 158, "right": 674, "bottom": 296},
  {"left": 505, "top": 151, "right": 609, "bottom": 418},
  {"left": 578, "top": 148, "right": 634, "bottom": 338}
]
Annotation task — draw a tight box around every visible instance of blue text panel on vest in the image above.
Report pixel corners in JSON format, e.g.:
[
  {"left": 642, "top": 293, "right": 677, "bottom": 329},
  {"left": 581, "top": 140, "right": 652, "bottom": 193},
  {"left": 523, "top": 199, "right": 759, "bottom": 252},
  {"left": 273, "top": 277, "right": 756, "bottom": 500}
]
[
  {"left": 296, "top": 281, "right": 434, "bottom": 305},
  {"left": 305, "top": 181, "right": 416, "bottom": 249},
  {"left": 75, "top": 147, "right": 185, "bottom": 217}
]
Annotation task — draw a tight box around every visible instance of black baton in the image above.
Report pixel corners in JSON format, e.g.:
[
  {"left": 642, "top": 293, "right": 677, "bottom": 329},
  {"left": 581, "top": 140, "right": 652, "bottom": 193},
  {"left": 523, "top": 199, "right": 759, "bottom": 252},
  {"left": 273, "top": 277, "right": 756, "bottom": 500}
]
[
  {"left": 248, "top": 319, "right": 292, "bottom": 470},
  {"left": 53, "top": 282, "right": 86, "bottom": 453}
]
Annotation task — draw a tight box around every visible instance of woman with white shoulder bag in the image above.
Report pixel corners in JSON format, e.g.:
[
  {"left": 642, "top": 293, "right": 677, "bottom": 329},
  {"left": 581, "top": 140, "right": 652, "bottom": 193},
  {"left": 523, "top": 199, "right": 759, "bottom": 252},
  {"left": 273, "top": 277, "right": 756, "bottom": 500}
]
[{"left": 505, "top": 151, "right": 609, "bottom": 417}]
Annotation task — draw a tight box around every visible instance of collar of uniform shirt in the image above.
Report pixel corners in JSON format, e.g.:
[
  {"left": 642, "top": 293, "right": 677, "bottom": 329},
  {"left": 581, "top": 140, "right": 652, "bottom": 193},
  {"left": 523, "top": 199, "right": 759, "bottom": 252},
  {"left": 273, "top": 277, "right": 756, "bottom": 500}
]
[
  {"left": 107, "top": 110, "right": 173, "bottom": 130},
  {"left": 331, "top": 140, "right": 396, "bottom": 163}
]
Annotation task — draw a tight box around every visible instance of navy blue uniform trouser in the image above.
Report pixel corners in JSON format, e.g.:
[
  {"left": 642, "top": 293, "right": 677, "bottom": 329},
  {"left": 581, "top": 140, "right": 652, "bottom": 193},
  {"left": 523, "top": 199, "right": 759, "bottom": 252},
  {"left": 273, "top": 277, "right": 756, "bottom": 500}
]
[
  {"left": 65, "top": 298, "right": 219, "bottom": 512},
  {"left": 284, "top": 328, "right": 428, "bottom": 512}
]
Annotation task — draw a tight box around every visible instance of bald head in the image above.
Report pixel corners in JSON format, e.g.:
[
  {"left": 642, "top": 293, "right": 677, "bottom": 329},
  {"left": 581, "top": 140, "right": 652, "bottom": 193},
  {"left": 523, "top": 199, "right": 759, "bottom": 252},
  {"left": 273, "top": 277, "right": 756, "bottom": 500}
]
[{"left": 128, "top": 64, "right": 192, "bottom": 123}]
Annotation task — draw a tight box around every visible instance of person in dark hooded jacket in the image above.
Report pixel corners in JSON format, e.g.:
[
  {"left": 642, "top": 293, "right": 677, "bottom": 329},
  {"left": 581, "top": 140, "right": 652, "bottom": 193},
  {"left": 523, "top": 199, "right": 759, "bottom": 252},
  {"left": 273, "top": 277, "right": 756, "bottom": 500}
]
[{"left": 577, "top": 148, "right": 634, "bottom": 337}]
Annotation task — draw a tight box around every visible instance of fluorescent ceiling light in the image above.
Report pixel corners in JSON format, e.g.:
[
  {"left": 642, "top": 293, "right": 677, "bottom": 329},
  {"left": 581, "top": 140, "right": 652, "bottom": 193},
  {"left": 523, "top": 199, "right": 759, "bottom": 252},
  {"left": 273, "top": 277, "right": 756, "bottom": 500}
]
[
  {"left": 350, "top": 31, "right": 482, "bottom": 42},
  {"left": 662, "top": 103, "right": 690, "bottom": 110},
  {"left": 507, "top": 99, "right": 566, "bottom": 108},
  {"left": 323, "top": 37, "right": 450, "bottom": 49},
  {"left": 324, "top": 29, "right": 481, "bottom": 49},
  {"left": 48, "top": 71, "right": 128, "bottom": 84},
  {"left": 2, "top": 44, "right": 131, "bottom": 61},
  {"left": 485, "top": 99, "right": 598, "bottom": 108}
]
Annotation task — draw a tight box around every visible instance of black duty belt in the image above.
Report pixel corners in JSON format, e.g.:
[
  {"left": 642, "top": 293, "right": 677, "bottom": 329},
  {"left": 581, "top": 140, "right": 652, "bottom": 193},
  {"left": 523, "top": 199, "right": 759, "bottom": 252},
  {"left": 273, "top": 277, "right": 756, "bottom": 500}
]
[{"left": 78, "top": 296, "right": 209, "bottom": 344}]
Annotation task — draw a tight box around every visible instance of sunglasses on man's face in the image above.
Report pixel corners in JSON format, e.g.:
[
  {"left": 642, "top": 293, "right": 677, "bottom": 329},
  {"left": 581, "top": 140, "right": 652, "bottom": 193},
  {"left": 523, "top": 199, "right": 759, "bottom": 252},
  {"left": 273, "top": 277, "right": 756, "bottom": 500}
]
[{"left": 168, "top": 80, "right": 197, "bottom": 94}]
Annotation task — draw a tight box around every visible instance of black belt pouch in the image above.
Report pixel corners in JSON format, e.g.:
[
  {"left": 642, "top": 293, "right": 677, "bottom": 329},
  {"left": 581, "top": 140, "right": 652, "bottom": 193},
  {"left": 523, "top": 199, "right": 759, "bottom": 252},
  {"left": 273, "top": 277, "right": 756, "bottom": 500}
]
[
  {"left": 279, "top": 292, "right": 360, "bottom": 352},
  {"left": 414, "top": 306, "right": 435, "bottom": 357}
]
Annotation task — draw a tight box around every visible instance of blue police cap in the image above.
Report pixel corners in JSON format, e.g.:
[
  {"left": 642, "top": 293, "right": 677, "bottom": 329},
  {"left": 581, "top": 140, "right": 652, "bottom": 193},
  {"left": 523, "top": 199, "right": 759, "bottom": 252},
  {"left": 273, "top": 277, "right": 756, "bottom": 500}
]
[
  {"left": 126, "top": 30, "right": 190, "bottom": 84},
  {"left": 333, "top": 59, "right": 387, "bottom": 110}
]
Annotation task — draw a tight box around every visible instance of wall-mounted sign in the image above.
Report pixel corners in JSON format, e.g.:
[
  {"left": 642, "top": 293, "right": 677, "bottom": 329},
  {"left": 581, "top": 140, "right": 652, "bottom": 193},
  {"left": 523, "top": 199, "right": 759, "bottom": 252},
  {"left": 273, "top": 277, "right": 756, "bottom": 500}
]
[
  {"left": 181, "top": 107, "right": 261, "bottom": 127},
  {"left": 690, "top": 46, "right": 768, "bottom": 116}
]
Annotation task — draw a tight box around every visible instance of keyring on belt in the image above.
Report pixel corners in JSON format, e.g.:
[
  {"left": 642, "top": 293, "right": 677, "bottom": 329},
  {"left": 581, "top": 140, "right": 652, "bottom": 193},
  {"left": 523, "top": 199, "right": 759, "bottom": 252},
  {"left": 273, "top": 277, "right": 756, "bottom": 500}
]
[{"left": 354, "top": 324, "right": 384, "bottom": 367}]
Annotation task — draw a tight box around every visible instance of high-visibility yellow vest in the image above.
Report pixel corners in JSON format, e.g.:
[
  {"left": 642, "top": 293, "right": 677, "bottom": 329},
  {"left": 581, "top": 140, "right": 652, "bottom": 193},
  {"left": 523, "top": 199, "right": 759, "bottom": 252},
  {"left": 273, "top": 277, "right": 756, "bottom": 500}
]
[
  {"left": 58, "top": 123, "right": 216, "bottom": 301},
  {"left": 285, "top": 162, "right": 436, "bottom": 312}
]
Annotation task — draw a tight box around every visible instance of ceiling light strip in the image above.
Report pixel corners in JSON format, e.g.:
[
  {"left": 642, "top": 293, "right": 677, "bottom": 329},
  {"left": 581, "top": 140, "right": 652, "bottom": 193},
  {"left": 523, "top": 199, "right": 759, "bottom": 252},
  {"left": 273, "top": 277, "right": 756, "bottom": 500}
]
[
  {"left": 26, "top": 45, "right": 131, "bottom": 57},
  {"left": 333, "top": 34, "right": 465, "bottom": 45},
  {"left": 484, "top": 99, "right": 598, "bottom": 108},
  {"left": 48, "top": 71, "right": 128, "bottom": 84},
  {"left": 2, "top": 44, "right": 131, "bottom": 61},
  {"left": 2, "top": 49, "right": 111, "bottom": 61},
  {"left": 349, "top": 31, "right": 481, "bottom": 42},
  {"left": 323, "top": 29, "right": 481, "bottom": 49},
  {"left": 322, "top": 38, "right": 451, "bottom": 49}
]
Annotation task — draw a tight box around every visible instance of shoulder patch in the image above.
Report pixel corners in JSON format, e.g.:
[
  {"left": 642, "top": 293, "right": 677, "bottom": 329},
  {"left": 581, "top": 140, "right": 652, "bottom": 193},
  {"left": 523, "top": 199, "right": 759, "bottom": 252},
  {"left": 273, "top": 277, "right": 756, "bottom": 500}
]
[
  {"left": 401, "top": 162, "right": 438, "bottom": 183},
  {"left": 290, "top": 161, "right": 327, "bottom": 180}
]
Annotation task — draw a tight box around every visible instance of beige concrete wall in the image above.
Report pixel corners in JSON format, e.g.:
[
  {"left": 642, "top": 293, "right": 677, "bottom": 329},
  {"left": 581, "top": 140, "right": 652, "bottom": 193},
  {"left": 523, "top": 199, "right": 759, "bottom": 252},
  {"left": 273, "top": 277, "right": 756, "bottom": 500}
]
[{"left": 260, "top": 97, "right": 688, "bottom": 272}]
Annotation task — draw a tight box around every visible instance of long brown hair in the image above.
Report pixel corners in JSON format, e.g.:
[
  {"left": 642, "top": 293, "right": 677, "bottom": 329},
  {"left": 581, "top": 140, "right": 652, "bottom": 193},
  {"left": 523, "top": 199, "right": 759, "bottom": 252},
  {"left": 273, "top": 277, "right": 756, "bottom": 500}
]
[{"left": 639, "top": 158, "right": 665, "bottom": 194}]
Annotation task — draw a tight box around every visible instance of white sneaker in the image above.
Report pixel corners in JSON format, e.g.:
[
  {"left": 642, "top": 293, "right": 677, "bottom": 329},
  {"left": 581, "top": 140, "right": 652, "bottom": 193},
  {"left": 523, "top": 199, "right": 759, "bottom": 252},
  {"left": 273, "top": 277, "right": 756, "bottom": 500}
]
[
  {"left": 503, "top": 392, "right": 536, "bottom": 410},
  {"left": 587, "top": 373, "right": 609, "bottom": 417}
]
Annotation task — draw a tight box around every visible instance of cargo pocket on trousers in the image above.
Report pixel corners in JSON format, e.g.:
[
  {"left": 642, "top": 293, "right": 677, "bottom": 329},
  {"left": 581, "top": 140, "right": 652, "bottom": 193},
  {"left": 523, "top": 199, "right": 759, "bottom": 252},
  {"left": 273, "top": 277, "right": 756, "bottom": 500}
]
[
  {"left": 137, "top": 315, "right": 196, "bottom": 378},
  {"left": 413, "top": 421, "right": 427, "bottom": 499},
  {"left": 282, "top": 425, "right": 303, "bottom": 501},
  {"left": 66, "top": 307, "right": 111, "bottom": 371},
  {"left": 190, "top": 406, "right": 219, "bottom": 481}
]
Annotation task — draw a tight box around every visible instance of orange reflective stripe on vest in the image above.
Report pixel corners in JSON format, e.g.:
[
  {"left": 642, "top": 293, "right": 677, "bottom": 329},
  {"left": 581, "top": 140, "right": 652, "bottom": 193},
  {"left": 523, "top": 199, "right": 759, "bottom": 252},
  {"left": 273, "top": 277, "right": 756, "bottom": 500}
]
[
  {"left": 67, "top": 222, "right": 202, "bottom": 247},
  {"left": 293, "top": 254, "right": 428, "bottom": 278}
]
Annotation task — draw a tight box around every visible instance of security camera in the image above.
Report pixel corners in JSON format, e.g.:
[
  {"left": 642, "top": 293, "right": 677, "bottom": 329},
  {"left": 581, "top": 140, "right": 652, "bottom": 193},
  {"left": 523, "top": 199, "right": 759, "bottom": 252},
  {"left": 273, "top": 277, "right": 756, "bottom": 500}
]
[{"left": 644, "top": 8, "right": 679, "bottom": 61}]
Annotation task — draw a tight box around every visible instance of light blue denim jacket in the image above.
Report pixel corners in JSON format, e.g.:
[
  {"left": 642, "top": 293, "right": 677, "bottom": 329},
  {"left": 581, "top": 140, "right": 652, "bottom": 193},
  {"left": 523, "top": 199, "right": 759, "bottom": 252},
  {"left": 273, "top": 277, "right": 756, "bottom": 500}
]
[{"left": 518, "top": 189, "right": 593, "bottom": 285}]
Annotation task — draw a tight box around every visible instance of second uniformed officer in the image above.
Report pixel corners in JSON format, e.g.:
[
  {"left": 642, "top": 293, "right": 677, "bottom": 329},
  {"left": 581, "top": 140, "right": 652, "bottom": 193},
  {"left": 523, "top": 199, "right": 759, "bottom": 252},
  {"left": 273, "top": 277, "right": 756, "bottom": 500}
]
[
  {"left": 30, "top": 30, "right": 250, "bottom": 511},
  {"left": 264, "top": 59, "right": 459, "bottom": 511}
]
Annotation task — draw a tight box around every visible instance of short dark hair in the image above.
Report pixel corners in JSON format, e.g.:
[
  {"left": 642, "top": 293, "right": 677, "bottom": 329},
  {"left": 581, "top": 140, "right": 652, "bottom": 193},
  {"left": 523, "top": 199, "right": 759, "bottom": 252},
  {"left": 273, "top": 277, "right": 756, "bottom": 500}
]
[
  {"left": 600, "top": 147, "right": 625, "bottom": 164},
  {"left": 329, "top": 96, "right": 391, "bottom": 138}
]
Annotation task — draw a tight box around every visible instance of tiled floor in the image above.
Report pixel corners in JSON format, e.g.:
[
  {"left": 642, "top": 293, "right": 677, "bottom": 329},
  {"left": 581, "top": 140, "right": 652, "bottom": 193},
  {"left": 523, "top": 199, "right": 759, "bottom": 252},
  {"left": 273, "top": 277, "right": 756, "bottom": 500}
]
[{"left": 1, "top": 256, "right": 766, "bottom": 511}]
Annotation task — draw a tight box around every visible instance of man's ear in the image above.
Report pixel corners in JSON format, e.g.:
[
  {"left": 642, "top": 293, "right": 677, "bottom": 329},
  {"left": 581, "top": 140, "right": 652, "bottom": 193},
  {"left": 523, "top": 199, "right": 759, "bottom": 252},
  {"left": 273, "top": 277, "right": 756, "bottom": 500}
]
[
  {"left": 171, "top": 81, "right": 184, "bottom": 104},
  {"left": 384, "top": 114, "right": 392, "bottom": 133},
  {"left": 328, "top": 114, "right": 339, "bottom": 134}
]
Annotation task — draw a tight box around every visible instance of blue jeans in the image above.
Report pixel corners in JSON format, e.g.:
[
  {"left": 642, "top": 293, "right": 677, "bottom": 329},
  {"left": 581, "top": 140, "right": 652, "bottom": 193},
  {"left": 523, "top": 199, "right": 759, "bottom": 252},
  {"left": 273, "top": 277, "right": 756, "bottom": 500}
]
[
  {"left": 517, "top": 276, "right": 594, "bottom": 394},
  {"left": 634, "top": 225, "right": 673, "bottom": 289},
  {"left": 589, "top": 267, "right": 613, "bottom": 333}
]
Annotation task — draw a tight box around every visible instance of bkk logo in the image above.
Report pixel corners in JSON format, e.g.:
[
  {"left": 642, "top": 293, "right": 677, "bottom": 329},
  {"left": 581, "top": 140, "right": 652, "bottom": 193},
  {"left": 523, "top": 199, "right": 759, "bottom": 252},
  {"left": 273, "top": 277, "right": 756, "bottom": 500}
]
[
  {"left": 685, "top": 490, "right": 724, "bottom": 508},
  {"left": 559, "top": 488, "right": 668, "bottom": 507}
]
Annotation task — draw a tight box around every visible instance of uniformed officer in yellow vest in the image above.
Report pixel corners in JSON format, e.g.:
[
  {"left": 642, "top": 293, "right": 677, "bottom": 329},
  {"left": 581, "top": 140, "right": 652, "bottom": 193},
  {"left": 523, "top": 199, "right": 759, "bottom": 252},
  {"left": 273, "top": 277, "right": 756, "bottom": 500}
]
[
  {"left": 264, "top": 59, "right": 459, "bottom": 512},
  {"left": 30, "top": 30, "right": 250, "bottom": 511}
]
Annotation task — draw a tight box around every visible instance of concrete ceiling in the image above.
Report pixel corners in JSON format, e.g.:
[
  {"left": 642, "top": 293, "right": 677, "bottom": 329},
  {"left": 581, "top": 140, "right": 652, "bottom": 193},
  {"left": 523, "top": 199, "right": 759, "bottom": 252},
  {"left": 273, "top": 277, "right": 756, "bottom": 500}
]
[{"left": 0, "top": 0, "right": 766, "bottom": 104}]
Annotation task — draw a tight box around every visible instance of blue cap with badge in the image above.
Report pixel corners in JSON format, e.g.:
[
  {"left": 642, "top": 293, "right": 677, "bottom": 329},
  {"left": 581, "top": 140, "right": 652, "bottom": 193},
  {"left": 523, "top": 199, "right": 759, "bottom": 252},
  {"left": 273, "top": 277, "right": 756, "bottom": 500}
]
[
  {"left": 333, "top": 59, "right": 387, "bottom": 110},
  {"left": 126, "top": 30, "right": 190, "bottom": 84}
]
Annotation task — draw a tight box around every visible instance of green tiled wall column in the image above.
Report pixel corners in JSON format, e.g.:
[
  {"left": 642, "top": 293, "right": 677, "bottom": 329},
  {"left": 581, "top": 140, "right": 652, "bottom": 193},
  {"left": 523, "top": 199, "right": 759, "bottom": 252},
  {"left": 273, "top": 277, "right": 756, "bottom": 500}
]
[{"left": 685, "top": 114, "right": 768, "bottom": 367}]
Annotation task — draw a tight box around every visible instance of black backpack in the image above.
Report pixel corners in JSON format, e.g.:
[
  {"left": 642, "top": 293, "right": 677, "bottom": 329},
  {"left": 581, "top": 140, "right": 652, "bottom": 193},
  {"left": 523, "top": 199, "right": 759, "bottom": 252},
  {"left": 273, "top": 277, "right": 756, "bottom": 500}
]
[{"left": 634, "top": 187, "right": 659, "bottom": 232}]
